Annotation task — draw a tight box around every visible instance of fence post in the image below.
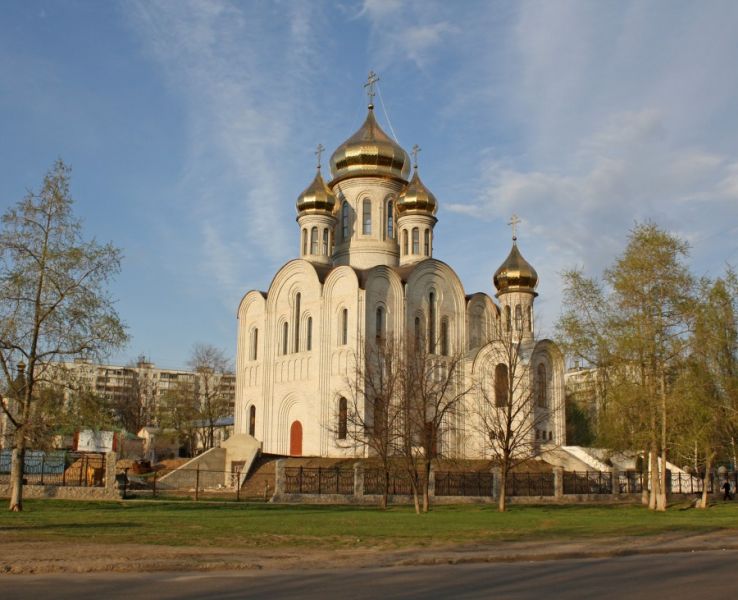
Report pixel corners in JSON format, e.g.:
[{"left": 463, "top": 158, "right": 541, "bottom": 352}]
[
  {"left": 195, "top": 465, "right": 200, "bottom": 501},
  {"left": 353, "top": 462, "right": 364, "bottom": 498},
  {"left": 123, "top": 468, "right": 129, "bottom": 499},
  {"left": 273, "top": 459, "right": 285, "bottom": 500},
  {"left": 492, "top": 467, "right": 501, "bottom": 500},
  {"left": 428, "top": 467, "right": 436, "bottom": 498},
  {"left": 611, "top": 470, "right": 619, "bottom": 497},
  {"left": 78, "top": 455, "right": 85, "bottom": 487},
  {"left": 236, "top": 472, "right": 240, "bottom": 502},
  {"left": 153, "top": 471, "right": 157, "bottom": 498},
  {"left": 553, "top": 467, "right": 564, "bottom": 499}
]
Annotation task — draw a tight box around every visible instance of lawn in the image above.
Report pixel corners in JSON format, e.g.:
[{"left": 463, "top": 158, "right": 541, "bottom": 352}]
[{"left": 2, "top": 500, "right": 737, "bottom": 550}]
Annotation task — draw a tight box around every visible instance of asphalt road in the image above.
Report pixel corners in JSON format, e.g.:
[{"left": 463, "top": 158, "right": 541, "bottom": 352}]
[{"left": 1, "top": 550, "right": 733, "bottom": 599}]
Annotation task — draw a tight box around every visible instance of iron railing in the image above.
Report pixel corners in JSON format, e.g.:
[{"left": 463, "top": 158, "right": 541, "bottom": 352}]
[
  {"left": 435, "top": 471, "right": 494, "bottom": 496},
  {"left": 363, "top": 469, "right": 414, "bottom": 495},
  {"left": 563, "top": 471, "right": 612, "bottom": 494},
  {"left": 0, "top": 451, "right": 106, "bottom": 487},
  {"left": 506, "top": 472, "right": 555, "bottom": 496},
  {"left": 284, "top": 467, "right": 354, "bottom": 495}
]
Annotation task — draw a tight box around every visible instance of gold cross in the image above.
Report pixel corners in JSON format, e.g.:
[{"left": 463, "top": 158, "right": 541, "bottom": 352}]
[
  {"left": 411, "top": 144, "right": 421, "bottom": 169},
  {"left": 508, "top": 214, "right": 521, "bottom": 240},
  {"left": 315, "top": 144, "right": 325, "bottom": 169},
  {"left": 364, "top": 70, "right": 379, "bottom": 107}
]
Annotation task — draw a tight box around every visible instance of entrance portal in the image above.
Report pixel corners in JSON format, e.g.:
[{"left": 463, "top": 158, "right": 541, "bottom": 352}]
[{"left": 289, "top": 420, "right": 303, "bottom": 456}]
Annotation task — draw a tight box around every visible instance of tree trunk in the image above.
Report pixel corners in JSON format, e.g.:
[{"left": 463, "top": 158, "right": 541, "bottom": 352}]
[
  {"left": 700, "top": 451, "right": 714, "bottom": 509},
  {"left": 649, "top": 446, "right": 658, "bottom": 510},
  {"left": 9, "top": 428, "right": 26, "bottom": 512},
  {"left": 422, "top": 459, "right": 431, "bottom": 513},
  {"left": 381, "top": 469, "right": 389, "bottom": 510},
  {"left": 498, "top": 468, "right": 507, "bottom": 512}
]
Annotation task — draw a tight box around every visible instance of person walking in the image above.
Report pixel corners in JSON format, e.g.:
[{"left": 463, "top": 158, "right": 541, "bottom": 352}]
[{"left": 722, "top": 480, "right": 732, "bottom": 501}]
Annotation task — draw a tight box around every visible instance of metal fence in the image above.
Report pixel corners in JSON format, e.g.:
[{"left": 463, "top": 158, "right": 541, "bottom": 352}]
[
  {"left": 0, "top": 451, "right": 106, "bottom": 487},
  {"left": 121, "top": 466, "right": 261, "bottom": 501},
  {"left": 363, "top": 469, "right": 414, "bottom": 495},
  {"left": 618, "top": 471, "right": 644, "bottom": 494},
  {"left": 435, "top": 471, "right": 494, "bottom": 497},
  {"left": 284, "top": 467, "right": 354, "bottom": 495},
  {"left": 563, "top": 471, "right": 612, "bottom": 494},
  {"left": 506, "top": 472, "right": 555, "bottom": 496},
  {"left": 669, "top": 472, "right": 714, "bottom": 494}
]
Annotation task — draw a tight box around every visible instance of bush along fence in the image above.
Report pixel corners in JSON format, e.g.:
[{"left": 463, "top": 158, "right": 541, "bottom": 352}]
[{"left": 0, "top": 451, "right": 121, "bottom": 500}]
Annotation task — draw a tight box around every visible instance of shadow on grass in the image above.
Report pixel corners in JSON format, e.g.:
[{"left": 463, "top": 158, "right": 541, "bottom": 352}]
[{"left": 0, "top": 521, "right": 141, "bottom": 531}]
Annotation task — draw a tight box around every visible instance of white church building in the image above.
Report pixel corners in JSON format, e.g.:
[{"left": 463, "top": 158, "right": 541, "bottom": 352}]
[{"left": 234, "top": 79, "right": 565, "bottom": 459}]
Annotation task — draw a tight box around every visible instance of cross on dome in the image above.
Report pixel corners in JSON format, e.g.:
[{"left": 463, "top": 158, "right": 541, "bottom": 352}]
[
  {"left": 508, "top": 214, "right": 521, "bottom": 241},
  {"left": 315, "top": 143, "right": 325, "bottom": 169},
  {"left": 411, "top": 144, "right": 421, "bottom": 169},
  {"left": 364, "top": 70, "right": 379, "bottom": 108}
]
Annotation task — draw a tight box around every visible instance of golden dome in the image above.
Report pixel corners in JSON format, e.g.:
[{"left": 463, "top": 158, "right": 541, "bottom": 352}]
[
  {"left": 397, "top": 167, "right": 438, "bottom": 215},
  {"left": 296, "top": 168, "right": 337, "bottom": 215},
  {"left": 329, "top": 108, "right": 411, "bottom": 184},
  {"left": 493, "top": 239, "right": 539, "bottom": 294}
]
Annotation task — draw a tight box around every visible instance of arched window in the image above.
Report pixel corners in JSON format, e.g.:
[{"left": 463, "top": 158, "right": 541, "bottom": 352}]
[
  {"left": 495, "top": 363, "right": 509, "bottom": 407},
  {"left": 248, "top": 405, "right": 256, "bottom": 436},
  {"left": 341, "top": 308, "right": 348, "bottom": 345},
  {"left": 428, "top": 292, "right": 436, "bottom": 353},
  {"left": 338, "top": 397, "right": 347, "bottom": 440},
  {"left": 362, "top": 198, "right": 372, "bottom": 235},
  {"left": 282, "top": 322, "right": 289, "bottom": 355},
  {"left": 376, "top": 306, "right": 384, "bottom": 341},
  {"left": 329, "top": 228, "right": 334, "bottom": 254},
  {"left": 424, "top": 229, "right": 430, "bottom": 256},
  {"left": 412, "top": 227, "right": 419, "bottom": 254},
  {"left": 301, "top": 229, "right": 307, "bottom": 256},
  {"left": 527, "top": 306, "right": 533, "bottom": 332},
  {"left": 306, "top": 317, "right": 313, "bottom": 351},
  {"left": 440, "top": 317, "right": 449, "bottom": 356},
  {"left": 414, "top": 315, "right": 421, "bottom": 349},
  {"left": 249, "top": 328, "right": 259, "bottom": 361},
  {"left": 515, "top": 304, "right": 522, "bottom": 331},
  {"left": 341, "top": 201, "right": 349, "bottom": 241},
  {"left": 386, "top": 200, "right": 394, "bottom": 239},
  {"left": 505, "top": 305, "right": 511, "bottom": 332},
  {"left": 294, "top": 293, "right": 301, "bottom": 353},
  {"left": 310, "top": 227, "right": 318, "bottom": 255},
  {"left": 322, "top": 228, "right": 329, "bottom": 255},
  {"left": 537, "top": 363, "right": 547, "bottom": 408},
  {"left": 402, "top": 230, "right": 408, "bottom": 256}
]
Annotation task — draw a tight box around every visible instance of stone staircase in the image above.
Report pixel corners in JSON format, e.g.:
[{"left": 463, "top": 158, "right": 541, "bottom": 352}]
[{"left": 238, "top": 454, "right": 280, "bottom": 500}]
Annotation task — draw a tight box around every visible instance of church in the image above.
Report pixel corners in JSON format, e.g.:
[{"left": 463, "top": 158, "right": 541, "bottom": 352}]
[{"left": 234, "top": 76, "right": 565, "bottom": 459}]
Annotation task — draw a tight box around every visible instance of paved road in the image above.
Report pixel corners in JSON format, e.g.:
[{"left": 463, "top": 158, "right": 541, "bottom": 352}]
[{"left": 1, "top": 550, "right": 732, "bottom": 599}]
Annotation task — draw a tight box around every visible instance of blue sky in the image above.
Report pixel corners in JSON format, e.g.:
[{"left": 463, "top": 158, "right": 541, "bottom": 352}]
[{"left": 2, "top": 0, "right": 738, "bottom": 369}]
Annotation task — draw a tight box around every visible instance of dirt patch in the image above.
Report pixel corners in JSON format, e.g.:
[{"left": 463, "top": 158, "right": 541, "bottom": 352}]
[{"left": 4, "top": 530, "right": 738, "bottom": 576}]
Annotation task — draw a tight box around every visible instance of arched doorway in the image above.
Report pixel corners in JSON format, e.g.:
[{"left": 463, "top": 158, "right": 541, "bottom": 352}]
[{"left": 289, "top": 420, "right": 303, "bottom": 456}]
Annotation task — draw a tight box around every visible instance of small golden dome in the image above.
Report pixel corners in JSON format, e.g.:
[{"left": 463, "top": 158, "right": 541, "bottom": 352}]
[
  {"left": 493, "top": 239, "right": 539, "bottom": 294},
  {"left": 296, "top": 169, "right": 337, "bottom": 215},
  {"left": 329, "top": 108, "right": 411, "bottom": 185},
  {"left": 397, "top": 168, "right": 438, "bottom": 215}
]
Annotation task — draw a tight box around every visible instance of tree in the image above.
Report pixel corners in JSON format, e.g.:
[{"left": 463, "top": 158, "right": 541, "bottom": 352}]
[
  {"left": 557, "top": 223, "right": 695, "bottom": 511},
  {"left": 189, "top": 344, "right": 233, "bottom": 451},
  {"left": 0, "top": 160, "right": 127, "bottom": 511},
  {"left": 474, "top": 321, "right": 563, "bottom": 512}
]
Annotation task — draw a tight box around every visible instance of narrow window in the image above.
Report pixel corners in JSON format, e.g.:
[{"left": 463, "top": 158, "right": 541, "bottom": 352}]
[
  {"left": 250, "top": 328, "right": 259, "bottom": 360},
  {"left": 424, "top": 229, "right": 430, "bottom": 256},
  {"left": 515, "top": 304, "right": 522, "bottom": 331},
  {"left": 414, "top": 316, "right": 421, "bottom": 349},
  {"left": 412, "top": 227, "right": 419, "bottom": 254},
  {"left": 505, "top": 305, "right": 511, "bottom": 332},
  {"left": 342, "top": 201, "right": 349, "bottom": 241},
  {"left": 440, "top": 318, "right": 449, "bottom": 356},
  {"left": 307, "top": 317, "right": 313, "bottom": 351},
  {"left": 495, "top": 363, "right": 509, "bottom": 407},
  {"left": 310, "top": 227, "right": 318, "bottom": 255},
  {"left": 302, "top": 229, "right": 307, "bottom": 256},
  {"left": 376, "top": 306, "right": 384, "bottom": 341},
  {"left": 387, "top": 200, "right": 394, "bottom": 239},
  {"left": 248, "top": 405, "right": 256, "bottom": 436},
  {"left": 428, "top": 292, "right": 436, "bottom": 353},
  {"left": 527, "top": 306, "right": 533, "bottom": 332},
  {"left": 537, "top": 363, "right": 547, "bottom": 408},
  {"left": 282, "top": 322, "right": 289, "bottom": 355},
  {"left": 402, "top": 230, "right": 408, "bottom": 256},
  {"left": 338, "top": 397, "right": 347, "bottom": 440},
  {"left": 329, "top": 229, "right": 334, "bottom": 254},
  {"left": 294, "top": 293, "right": 301, "bottom": 353},
  {"left": 341, "top": 308, "right": 348, "bottom": 345},
  {"left": 322, "top": 228, "right": 329, "bottom": 255},
  {"left": 362, "top": 198, "right": 372, "bottom": 234}
]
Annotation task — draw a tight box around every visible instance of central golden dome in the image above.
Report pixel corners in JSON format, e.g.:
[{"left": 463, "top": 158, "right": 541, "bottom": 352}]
[
  {"left": 329, "top": 108, "right": 411, "bottom": 185},
  {"left": 493, "top": 240, "right": 539, "bottom": 295}
]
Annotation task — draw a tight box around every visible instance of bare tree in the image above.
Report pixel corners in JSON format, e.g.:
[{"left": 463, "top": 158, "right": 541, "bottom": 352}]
[
  {"left": 188, "top": 344, "right": 234, "bottom": 451},
  {"left": 0, "top": 160, "right": 127, "bottom": 511},
  {"left": 474, "top": 323, "right": 563, "bottom": 512}
]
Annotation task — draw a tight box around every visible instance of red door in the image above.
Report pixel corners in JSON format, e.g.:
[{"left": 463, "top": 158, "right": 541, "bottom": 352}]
[{"left": 289, "top": 421, "right": 303, "bottom": 456}]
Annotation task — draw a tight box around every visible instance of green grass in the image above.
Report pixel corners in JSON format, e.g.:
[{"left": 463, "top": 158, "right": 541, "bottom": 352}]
[{"left": 2, "top": 500, "right": 738, "bottom": 550}]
